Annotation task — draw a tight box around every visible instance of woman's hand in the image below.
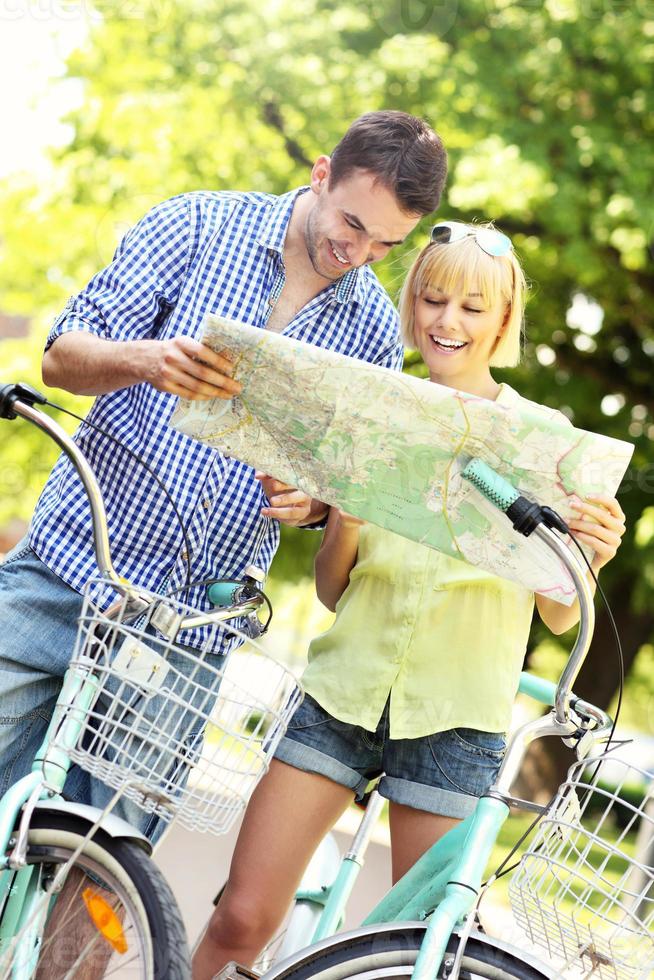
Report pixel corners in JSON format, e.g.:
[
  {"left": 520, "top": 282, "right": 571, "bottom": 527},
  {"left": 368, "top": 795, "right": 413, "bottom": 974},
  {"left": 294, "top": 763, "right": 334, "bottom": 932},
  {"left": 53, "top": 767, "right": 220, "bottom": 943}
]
[{"left": 568, "top": 494, "right": 626, "bottom": 570}]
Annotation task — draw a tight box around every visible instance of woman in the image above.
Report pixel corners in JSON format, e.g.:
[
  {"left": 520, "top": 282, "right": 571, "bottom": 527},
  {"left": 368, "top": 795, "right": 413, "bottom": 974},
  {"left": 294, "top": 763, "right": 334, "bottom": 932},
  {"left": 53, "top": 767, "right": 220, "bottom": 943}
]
[{"left": 192, "top": 221, "right": 625, "bottom": 979}]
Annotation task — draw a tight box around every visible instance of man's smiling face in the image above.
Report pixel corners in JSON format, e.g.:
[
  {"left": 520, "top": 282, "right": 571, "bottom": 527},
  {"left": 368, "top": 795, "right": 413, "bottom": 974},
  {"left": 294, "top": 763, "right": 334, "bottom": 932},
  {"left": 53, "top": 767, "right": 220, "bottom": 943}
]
[{"left": 303, "top": 158, "right": 421, "bottom": 281}]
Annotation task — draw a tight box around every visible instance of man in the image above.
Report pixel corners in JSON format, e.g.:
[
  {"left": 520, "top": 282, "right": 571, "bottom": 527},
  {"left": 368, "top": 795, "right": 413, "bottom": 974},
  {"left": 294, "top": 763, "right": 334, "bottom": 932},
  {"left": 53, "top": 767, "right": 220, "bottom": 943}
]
[{"left": 0, "top": 111, "right": 447, "bottom": 836}]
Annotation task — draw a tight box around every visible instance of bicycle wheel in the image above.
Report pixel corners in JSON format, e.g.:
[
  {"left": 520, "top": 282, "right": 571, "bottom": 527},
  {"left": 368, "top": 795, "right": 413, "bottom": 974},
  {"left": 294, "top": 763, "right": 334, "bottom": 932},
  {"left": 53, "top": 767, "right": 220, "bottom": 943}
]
[
  {"left": 262, "top": 922, "right": 552, "bottom": 980},
  {"left": 1, "top": 811, "right": 190, "bottom": 979}
]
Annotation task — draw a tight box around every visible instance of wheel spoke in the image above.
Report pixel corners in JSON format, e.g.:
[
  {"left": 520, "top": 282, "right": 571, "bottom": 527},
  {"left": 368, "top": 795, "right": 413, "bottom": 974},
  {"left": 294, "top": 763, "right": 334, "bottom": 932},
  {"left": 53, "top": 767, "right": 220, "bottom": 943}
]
[
  {"left": 61, "top": 933, "right": 109, "bottom": 980},
  {"left": 103, "top": 948, "right": 144, "bottom": 975}
]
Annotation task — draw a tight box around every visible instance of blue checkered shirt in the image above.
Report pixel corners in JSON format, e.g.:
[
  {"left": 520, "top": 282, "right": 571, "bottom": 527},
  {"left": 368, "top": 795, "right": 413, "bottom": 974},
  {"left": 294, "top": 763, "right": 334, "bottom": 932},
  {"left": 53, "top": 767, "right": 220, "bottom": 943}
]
[{"left": 30, "top": 188, "right": 403, "bottom": 653}]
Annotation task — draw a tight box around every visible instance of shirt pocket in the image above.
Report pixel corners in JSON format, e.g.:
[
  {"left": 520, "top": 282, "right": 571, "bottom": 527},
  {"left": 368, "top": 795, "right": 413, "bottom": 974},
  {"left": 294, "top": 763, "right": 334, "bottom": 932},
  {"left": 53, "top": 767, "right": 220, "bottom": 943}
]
[
  {"left": 287, "top": 694, "right": 333, "bottom": 732},
  {"left": 428, "top": 727, "right": 506, "bottom": 797}
]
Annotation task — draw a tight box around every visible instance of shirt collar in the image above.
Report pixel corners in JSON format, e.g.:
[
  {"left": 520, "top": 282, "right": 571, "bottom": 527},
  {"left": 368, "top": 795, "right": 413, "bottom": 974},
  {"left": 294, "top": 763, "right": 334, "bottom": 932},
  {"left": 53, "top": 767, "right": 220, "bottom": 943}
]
[
  {"left": 256, "top": 187, "right": 304, "bottom": 255},
  {"left": 257, "top": 186, "right": 368, "bottom": 305}
]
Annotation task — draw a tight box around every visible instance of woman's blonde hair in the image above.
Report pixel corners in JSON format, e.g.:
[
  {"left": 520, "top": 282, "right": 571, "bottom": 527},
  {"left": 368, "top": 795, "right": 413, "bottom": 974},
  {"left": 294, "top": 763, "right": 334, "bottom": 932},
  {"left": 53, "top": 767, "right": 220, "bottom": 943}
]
[{"left": 399, "top": 223, "right": 527, "bottom": 368}]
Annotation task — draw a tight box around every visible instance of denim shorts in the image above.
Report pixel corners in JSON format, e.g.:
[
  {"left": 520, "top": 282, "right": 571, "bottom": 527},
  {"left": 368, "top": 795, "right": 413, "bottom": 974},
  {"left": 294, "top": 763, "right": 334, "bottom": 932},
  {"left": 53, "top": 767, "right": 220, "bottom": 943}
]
[{"left": 274, "top": 694, "right": 506, "bottom": 819}]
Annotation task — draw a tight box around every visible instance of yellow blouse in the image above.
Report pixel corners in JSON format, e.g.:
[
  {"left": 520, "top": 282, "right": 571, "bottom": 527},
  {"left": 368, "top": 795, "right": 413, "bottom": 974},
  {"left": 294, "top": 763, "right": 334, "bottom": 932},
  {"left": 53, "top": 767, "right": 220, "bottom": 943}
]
[{"left": 302, "top": 384, "right": 570, "bottom": 740}]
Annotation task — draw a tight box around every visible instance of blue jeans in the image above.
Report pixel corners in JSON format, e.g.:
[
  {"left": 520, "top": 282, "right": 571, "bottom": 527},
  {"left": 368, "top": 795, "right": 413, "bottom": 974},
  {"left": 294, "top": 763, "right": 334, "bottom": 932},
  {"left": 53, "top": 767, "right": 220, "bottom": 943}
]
[
  {"left": 275, "top": 694, "right": 506, "bottom": 819},
  {"left": 0, "top": 539, "right": 208, "bottom": 842}
]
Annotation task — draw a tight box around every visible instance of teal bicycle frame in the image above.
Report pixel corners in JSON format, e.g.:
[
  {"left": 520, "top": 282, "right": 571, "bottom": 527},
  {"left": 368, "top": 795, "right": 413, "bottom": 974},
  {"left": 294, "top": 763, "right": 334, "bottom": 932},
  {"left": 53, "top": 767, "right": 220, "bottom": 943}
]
[
  {"left": 0, "top": 670, "right": 102, "bottom": 974},
  {"left": 0, "top": 390, "right": 269, "bottom": 978},
  {"left": 271, "top": 459, "right": 614, "bottom": 980}
]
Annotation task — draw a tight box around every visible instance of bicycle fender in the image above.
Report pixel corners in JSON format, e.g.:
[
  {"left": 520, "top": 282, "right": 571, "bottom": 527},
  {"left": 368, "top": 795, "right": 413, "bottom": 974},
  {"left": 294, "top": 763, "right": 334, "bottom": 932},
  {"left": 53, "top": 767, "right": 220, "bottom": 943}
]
[{"left": 30, "top": 800, "right": 152, "bottom": 853}]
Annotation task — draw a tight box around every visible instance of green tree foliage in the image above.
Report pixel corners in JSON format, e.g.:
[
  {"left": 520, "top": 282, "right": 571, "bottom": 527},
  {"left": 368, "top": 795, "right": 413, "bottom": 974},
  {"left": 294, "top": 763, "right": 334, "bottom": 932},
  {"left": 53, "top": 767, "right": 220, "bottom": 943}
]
[{"left": 1, "top": 0, "right": 652, "bottom": 745}]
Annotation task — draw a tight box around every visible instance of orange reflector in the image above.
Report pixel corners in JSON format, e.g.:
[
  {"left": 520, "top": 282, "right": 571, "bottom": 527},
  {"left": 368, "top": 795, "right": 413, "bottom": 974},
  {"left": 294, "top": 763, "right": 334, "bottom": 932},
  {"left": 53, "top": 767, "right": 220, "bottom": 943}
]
[{"left": 82, "top": 887, "right": 128, "bottom": 955}]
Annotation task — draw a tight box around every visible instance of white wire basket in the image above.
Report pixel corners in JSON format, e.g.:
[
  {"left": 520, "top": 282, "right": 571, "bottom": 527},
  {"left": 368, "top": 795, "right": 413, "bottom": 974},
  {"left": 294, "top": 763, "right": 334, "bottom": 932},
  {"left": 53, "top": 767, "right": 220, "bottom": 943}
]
[
  {"left": 52, "top": 578, "right": 302, "bottom": 835},
  {"left": 509, "top": 751, "right": 654, "bottom": 980}
]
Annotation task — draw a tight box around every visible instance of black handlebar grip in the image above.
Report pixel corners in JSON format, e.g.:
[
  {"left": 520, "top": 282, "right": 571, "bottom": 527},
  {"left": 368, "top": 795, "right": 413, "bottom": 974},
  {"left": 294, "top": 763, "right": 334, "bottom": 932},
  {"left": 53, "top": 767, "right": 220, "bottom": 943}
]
[{"left": 0, "top": 383, "right": 48, "bottom": 420}]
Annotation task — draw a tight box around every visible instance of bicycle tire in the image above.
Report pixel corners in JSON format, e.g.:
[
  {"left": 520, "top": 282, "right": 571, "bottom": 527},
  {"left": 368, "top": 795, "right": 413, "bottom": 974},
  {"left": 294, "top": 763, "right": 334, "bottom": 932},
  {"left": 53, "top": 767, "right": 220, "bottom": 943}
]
[
  {"left": 2, "top": 811, "right": 190, "bottom": 979},
  {"left": 261, "top": 922, "right": 552, "bottom": 980}
]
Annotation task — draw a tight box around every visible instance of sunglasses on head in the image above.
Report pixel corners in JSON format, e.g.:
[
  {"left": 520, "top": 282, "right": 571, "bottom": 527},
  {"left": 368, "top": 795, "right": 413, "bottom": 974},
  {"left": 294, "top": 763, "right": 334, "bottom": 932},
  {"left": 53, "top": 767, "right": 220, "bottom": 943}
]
[{"left": 430, "top": 221, "right": 513, "bottom": 257}]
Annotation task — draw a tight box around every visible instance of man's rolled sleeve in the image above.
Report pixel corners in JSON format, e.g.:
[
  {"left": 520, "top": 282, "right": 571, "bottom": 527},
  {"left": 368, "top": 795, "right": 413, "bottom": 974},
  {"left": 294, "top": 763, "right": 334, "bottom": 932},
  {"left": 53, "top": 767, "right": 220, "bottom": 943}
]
[
  {"left": 45, "top": 194, "right": 195, "bottom": 351},
  {"left": 46, "top": 308, "right": 105, "bottom": 350}
]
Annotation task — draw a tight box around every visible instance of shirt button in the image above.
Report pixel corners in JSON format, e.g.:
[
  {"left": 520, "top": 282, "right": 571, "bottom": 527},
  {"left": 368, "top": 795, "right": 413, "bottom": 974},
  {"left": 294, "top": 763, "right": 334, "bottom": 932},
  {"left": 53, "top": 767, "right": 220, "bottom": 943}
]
[
  {"left": 202, "top": 499, "right": 211, "bottom": 510},
  {"left": 181, "top": 550, "right": 189, "bottom": 560}
]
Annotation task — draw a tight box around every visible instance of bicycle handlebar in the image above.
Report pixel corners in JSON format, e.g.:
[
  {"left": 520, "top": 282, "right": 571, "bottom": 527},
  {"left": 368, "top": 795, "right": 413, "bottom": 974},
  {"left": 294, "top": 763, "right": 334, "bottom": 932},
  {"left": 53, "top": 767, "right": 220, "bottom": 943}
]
[
  {"left": 462, "top": 458, "right": 597, "bottom": 727},
  {"left": 461, "top": 458, "right": 520, "bottom": 511},
  {"left": 11, "top": 397, "right": 121, "bottom": 586},
  {"left": 3, "top": 386, "right": 267, "bottom": 633},
  {"left": 0, "top": 382, "right": 48, "bottom": 420}
]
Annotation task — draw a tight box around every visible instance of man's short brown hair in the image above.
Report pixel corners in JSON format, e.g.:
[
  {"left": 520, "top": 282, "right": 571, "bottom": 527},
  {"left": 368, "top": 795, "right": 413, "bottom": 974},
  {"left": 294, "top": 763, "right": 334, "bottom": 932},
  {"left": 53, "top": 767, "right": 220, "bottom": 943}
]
[{"left": 329, "top": 111, "right": 447, "bottom": 217}]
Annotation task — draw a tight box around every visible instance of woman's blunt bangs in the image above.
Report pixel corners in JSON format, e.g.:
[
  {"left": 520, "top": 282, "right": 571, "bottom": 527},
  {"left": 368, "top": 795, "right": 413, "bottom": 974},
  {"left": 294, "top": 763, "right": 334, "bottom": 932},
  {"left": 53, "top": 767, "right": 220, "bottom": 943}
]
[{"left": 400, "top": 236, "right": 527, "bottom": 368}]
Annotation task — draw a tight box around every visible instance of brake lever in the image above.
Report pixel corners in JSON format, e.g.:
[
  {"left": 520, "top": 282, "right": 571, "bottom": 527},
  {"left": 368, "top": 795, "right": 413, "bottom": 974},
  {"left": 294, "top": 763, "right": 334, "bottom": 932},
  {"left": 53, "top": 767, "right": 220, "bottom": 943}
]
[
  {"left": 243, "top": 611, "right": 266, "bottom": 639},
  {"left": 561, "top": 702, "right": 606, "bottom": 760}
]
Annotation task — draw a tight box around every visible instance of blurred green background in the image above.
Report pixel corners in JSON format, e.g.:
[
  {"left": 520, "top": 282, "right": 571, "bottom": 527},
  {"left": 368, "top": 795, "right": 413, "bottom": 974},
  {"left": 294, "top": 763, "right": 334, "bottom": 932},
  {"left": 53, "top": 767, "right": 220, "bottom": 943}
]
[{"left": 1, "top": 0, "right": 653, "bottom": 771}]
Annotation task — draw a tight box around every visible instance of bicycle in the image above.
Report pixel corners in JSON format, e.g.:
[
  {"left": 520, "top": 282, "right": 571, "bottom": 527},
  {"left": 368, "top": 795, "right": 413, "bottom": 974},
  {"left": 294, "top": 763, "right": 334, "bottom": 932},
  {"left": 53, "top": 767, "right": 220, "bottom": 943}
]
[
  {"left": 0, "top": 382, "right": 301, "bottom": 978},
  {"left": 216, "top": 459, "right": 653, "bottom": 980}
]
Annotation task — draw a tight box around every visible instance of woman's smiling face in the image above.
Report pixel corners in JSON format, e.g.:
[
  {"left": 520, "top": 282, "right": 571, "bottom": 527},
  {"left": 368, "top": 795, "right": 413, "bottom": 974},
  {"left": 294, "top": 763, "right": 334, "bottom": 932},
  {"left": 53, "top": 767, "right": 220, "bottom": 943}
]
[{"left": 413, "top": 285, "right": 508, "bottom": 395}]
